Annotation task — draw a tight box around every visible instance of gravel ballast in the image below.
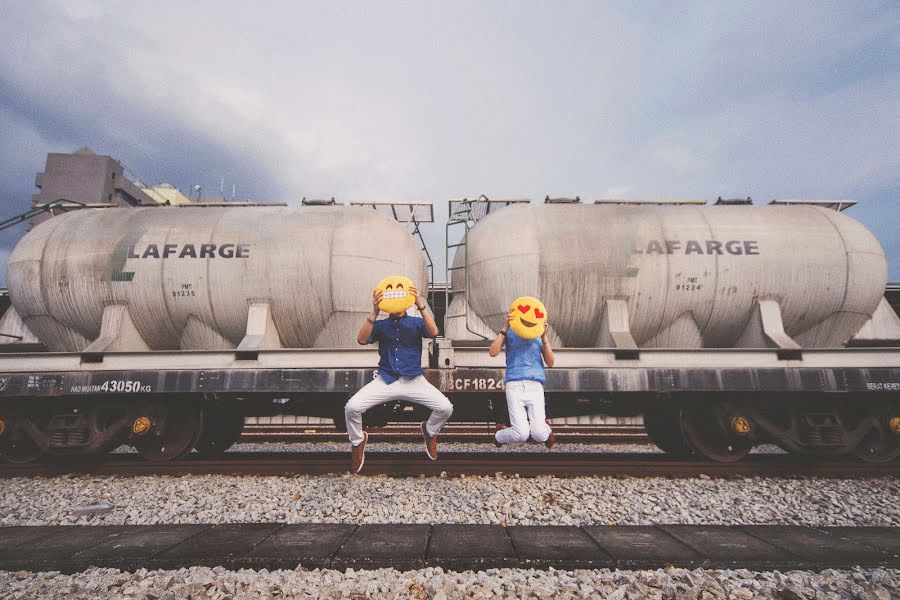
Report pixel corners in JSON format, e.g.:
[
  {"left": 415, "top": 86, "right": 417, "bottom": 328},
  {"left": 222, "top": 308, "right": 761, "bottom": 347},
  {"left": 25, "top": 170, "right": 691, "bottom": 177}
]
[
  {"left": 2, "top": 473, "right": 897, "bottom": 527},
  {"left": 2, "top": 566, "right": 897, "bottom": 599}
]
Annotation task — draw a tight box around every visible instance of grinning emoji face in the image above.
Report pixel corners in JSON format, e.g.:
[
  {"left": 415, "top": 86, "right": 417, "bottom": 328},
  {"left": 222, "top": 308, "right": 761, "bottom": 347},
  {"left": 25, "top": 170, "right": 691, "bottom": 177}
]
[
  {"left": 509, "top": 296, "right": 547, "bottom": 340},
  {"left": 375, "top": 275, "right": 416, "bottom": 314}
]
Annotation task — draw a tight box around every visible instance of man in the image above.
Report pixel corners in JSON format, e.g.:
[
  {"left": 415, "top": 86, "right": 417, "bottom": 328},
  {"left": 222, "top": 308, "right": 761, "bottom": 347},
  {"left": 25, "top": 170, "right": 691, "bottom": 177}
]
[
  {"left": 489, "top": 307, "right": 556, "bottom": 447},
  {"left": 345, "top": 282, "right": 453, "bottom": 473}
]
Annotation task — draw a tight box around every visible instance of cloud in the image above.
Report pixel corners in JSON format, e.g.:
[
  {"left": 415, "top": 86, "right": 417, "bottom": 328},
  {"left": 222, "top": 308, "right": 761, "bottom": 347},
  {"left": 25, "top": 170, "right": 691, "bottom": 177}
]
[
  {"left": 0, "top": 1, "right": 897, "bottom": 281},
  {"left": 0, "top": 248, "right": 9, "bottom": 285}
]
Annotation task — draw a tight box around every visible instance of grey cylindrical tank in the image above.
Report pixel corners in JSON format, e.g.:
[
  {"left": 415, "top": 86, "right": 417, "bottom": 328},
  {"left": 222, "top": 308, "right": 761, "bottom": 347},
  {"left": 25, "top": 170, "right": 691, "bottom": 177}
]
[
  {"left": 7, "top": 206, "right": 427, "bottom": 351},
  {"left": 448, "top": 204, "right": 887, "bottom": 348}
]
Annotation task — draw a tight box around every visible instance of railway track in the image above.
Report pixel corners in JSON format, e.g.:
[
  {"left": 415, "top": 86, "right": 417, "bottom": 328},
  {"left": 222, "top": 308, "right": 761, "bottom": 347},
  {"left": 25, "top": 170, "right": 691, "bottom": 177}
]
[
  {"left": 239, "top": 423, "right": 650, "bottom": 444},
  {"left": 2, "top": 452, "right": 896, "bottom": 478}
]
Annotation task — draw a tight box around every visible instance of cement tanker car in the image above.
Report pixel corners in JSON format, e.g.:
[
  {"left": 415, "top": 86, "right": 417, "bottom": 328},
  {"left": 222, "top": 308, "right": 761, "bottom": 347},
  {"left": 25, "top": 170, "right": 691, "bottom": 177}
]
[
  {"left": 4, "top": 205, "right": 427, "bottom": 352},
  {"left": 446, "top": 203, "right": 886, "bottom": 349},
  {"left": 0, "top": 197, "right": 897, "bottom": 464}
]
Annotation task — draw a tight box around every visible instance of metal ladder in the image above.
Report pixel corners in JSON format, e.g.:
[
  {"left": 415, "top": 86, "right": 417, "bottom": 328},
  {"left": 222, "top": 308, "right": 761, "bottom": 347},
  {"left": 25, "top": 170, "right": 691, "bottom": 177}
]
[
  {"left": 444, "top": 197, "right": 479, "bottom": 336},
  {"left": 0, "top": 199, "right": 88, "bottom": 232},
  {"left": 410, "top": 217, "right": 434, "bottom": 295},
  {"left": 444, "top": 196, "right": 531, "bottom": 339}
]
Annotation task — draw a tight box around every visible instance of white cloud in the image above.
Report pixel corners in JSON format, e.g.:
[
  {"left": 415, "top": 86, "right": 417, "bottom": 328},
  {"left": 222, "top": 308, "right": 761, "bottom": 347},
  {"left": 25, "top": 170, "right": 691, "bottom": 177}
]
[
  {"left": 0, "top": 248, "right": 10, "bottom": 285},
  {"left": 0, "top": 1, "right": 897, "bottom": 278}
]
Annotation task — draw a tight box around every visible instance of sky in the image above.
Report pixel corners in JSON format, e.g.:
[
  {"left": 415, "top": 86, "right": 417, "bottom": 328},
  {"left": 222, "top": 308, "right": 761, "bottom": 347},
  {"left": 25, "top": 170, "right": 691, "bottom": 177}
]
[{"left": 0, "top": 1, "right": 898, "bottom": 283}]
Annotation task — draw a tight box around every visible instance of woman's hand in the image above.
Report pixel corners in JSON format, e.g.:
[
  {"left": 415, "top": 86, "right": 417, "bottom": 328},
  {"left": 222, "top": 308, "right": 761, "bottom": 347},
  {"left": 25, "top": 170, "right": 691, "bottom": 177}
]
[{"left": 490, "top": 312, "right": 513, "bottom": 358}]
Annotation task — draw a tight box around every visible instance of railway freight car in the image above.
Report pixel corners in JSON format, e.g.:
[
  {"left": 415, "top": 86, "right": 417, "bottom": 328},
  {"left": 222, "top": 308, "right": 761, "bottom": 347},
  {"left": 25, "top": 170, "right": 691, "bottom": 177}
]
[{"left": 0, "top": 197, "right": 897, "bottom": 464}]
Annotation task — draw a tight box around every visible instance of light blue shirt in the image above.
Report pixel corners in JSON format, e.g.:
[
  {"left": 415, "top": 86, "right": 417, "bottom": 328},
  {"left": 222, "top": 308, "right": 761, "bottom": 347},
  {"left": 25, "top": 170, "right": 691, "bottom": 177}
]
[{"left": 504, "top": 329, "right": 546, "bottom": 384}]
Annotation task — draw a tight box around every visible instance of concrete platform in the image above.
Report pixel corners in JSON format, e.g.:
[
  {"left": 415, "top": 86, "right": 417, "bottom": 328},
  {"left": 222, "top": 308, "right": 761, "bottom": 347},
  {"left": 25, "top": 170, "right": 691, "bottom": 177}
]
[
  {"left": 334, "top": 524, "right": 431, "bottom": 570},
  {"left": 584, "top": 525, "right": 703, "bottom": 568},
  {"left": 0, "top": 524, "right": 897, "bottom": 573},
  {"left": 429, "top": 524, "right": 517, "bottom": 571},
  {"left": 509, "top": 525, "right": 613, "bottom": 569}
]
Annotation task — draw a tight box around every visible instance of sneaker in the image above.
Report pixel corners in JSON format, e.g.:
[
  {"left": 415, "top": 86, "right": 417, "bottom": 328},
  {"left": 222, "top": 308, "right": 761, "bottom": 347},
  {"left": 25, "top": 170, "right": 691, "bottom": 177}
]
[
  {"left": 351, "top": 432, "right": 368, "bottom": 474},
  {"left": 544, "top": 419, "right": 555, "bottom": 449},
  {"left": 421, "top": 422, "right": 438, "bottom": 460},
  {"left": 494, "top": 422, "right": 505, "bottom": 448}
]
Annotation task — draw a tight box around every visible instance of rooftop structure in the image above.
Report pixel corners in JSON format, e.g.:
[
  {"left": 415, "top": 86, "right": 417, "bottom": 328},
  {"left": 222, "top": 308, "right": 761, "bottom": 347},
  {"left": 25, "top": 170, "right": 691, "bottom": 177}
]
[
  {"left": 138, "top": 183, "right": 193, "bottom": 205},
  {"left": 30, "top": 147, "right": 190, "bottom": 226}
]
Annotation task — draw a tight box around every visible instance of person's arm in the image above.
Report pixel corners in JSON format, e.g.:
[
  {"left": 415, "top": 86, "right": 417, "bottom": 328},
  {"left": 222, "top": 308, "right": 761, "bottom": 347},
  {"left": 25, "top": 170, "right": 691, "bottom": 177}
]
[
  {"left": 410, "top": 284, "right": 439, "bottom": 337},
  {"left": 357, "top": 290, "right": 383, "bottom": 345},
  {"left": 541, "top": 330, "right": 555, "bottom": 367},
  {"left": 489, "top": 309, "right": 514, "bottom": 357}
]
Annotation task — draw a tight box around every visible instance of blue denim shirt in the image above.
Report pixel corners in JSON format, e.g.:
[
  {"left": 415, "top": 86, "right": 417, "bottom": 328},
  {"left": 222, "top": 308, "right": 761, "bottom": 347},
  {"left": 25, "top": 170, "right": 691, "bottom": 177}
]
[
  {"left": 505, "top": 329, "right": 546, "bottom": 384},
  {"left": 367, "top": 314, "right": 428, "bottom": 384}
]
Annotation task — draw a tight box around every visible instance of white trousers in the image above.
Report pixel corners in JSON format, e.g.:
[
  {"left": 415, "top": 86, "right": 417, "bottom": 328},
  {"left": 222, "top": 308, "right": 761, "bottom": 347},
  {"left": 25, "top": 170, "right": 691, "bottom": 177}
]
[
  {"left": 496, "top": 380, "right": 552, "bottom": 444},
  {"left": 344, "top": 375, "right": 453, "bottom": 446}
]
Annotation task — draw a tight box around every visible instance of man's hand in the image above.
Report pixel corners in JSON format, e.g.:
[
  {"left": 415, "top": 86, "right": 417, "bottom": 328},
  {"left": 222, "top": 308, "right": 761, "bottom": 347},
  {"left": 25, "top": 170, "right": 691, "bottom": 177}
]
[
  {"left": 409, "top": 284, "right": 425, "bottom": 310},
  {"left": 359, "top": 290, "right": 382, "bottom": 345},
  {"left": 409, "top": 283, "right": 439, "bottom": 336},
  {"left": 372, "top": 290, "right": 383, "bottom": 315}
]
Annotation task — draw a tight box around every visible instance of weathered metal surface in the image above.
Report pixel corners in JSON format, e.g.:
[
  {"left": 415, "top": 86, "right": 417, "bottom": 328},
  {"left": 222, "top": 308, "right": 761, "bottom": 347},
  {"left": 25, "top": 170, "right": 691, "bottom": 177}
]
[
  {"left": 0, "top": 308, "right": 40, "bottom": 345},
  {"left": 0, "top": 347, "right": 895, "bottom": 373},
  {"left": 0, "top": 347, "right": 895, "bottom": 398},
  {"left": 852, "top": 297, "right": 900, "bottom": 345},
  {"left": 0, "top": 365, "right": 895, "bottom": 398},
  {"left": 448, "top": 204, "right": 887, "bottom": 348},
  {"left": 6, "top": 206, "right": 426, "bottom": 351}
]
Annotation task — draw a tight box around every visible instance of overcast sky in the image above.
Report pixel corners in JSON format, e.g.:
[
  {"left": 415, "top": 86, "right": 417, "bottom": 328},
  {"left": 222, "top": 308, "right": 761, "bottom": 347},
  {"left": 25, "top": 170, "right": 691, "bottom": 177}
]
[{"left": 0, "top": 1, "right": 897, "bottom": 283}]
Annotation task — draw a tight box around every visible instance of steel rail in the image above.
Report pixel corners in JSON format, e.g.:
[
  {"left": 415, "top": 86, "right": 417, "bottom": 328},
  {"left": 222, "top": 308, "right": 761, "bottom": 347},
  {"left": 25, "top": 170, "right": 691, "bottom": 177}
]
[{"left": 2, "top": 452, "right": 896, "bottom": 478}]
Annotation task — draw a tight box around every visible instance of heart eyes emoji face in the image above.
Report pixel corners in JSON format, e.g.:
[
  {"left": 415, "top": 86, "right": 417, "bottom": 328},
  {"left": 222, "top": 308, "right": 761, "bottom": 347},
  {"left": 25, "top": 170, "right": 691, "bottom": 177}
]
[
  {"left": 375, "top": 275, "right": 416, "bottom": 314},
  {"left": 509, "top": 295, "right": 547, "bottom": 340}
]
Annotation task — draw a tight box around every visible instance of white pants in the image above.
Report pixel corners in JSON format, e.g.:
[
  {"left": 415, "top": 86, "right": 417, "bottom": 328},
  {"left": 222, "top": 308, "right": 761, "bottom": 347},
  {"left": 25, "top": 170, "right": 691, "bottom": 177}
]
[
  {"left": 496, "top": 380, "right": 552, "bottom": 444},
  {"left": 344, "top": 374, "right": 453, "bottom": 446}
]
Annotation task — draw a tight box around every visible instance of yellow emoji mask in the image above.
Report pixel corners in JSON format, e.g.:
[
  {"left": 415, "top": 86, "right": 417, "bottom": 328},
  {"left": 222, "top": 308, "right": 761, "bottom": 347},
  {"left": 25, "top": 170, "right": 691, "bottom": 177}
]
[
  {"left": 376, "top": 275, "right": 416, "bottom": 314},
  {"left": 509, "top": 296, "right": 547, "bottom": 340}
]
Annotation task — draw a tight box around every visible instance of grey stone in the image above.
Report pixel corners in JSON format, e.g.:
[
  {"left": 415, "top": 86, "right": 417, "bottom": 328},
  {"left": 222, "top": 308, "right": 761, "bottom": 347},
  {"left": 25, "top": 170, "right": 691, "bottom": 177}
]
[
  {"left": 1, "top": 460, "right": 898, "bottom": 532},
  {"left": 71, "top": 503, "right": 114, "bottom": 516}
]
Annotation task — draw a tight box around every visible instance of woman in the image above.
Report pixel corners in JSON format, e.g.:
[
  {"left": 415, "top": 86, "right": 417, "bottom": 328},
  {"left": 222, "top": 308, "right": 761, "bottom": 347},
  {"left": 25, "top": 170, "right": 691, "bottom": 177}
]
[{"left": 489, "top": 304, "right": 556, "bottom": 448}]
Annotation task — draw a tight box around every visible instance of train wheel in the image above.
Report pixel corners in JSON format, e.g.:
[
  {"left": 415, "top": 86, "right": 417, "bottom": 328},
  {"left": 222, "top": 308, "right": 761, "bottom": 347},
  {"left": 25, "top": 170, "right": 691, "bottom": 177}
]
[
  {"left": 192, "top": 409, "right": 244, "bottom": 457},
  {"left": 643, "top": 406, "right": 694, "bottom": 458},
  {"left": 0, "top": 419, "right": 43, "bottom": 464},
  {"left": 681, "top": 404, "right": 754, "bottom": 463},
  {"left": 132, "top": 402, "right": 203, "bottom": 462},
  {"left": 854, "top": 414, "right": 900, "bottom": 463}
]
